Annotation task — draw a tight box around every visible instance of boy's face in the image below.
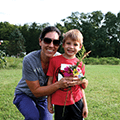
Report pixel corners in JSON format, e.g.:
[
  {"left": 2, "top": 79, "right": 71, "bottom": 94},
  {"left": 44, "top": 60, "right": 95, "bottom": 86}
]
[{"left": 62, "top": 38, "right": 82, "bottom": 59}]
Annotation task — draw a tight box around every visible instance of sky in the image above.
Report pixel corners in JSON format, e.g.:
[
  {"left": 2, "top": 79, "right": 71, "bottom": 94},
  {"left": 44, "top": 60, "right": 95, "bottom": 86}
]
[{"left": 0, "top": 0, "right": 120, "bottom": 26}]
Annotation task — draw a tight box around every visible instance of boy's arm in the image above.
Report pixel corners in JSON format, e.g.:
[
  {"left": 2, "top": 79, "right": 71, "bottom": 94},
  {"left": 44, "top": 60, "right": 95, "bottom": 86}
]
[
  {"left": 82, "top": 89, "right": 88, "bottom": 118},
  {"left": 80, "top": 79, "right": 88, "bottom": 89},
  {"left": 47, "top": 76, "right": 54, "bottom": 113}
]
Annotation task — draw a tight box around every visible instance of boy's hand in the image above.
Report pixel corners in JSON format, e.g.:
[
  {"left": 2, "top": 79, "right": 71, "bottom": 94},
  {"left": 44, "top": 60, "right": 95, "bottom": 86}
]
[
  {"left": 82, "top": 106, "right": 88, "bottom": 118},
  {"left": 48, "top": 102, "right": 54, "bottom": 114},
  {"left": 78, "top": 79, "right": 88, "bottom": 89}
]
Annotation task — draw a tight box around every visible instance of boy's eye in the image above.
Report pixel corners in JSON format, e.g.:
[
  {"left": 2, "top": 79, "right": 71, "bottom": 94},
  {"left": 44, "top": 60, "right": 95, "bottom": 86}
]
[{"left": 74, "top": 43, "right": 79, "bottom": 46}]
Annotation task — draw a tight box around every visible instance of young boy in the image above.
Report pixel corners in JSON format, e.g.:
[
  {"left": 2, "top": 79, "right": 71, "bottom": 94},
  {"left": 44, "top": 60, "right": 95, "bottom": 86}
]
[{"left": 47, "top": 29, "right": 88, "bottom": 120}]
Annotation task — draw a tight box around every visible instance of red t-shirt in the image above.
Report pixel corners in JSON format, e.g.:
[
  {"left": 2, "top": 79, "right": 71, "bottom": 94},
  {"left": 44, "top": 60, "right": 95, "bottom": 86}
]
[{"left": 47, "top": 55, "right": 85, "bottom": 106}]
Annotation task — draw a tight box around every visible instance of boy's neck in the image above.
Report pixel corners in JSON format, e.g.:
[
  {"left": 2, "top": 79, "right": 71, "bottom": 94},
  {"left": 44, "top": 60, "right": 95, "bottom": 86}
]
[{"left": 62, "top": 53, "right": 76, "bottom": 59}]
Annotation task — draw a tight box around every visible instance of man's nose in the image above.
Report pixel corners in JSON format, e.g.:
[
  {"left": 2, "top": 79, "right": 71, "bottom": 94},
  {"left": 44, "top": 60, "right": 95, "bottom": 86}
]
[{"left": 49, "top": 41, "right": 54, "bottom": 47}]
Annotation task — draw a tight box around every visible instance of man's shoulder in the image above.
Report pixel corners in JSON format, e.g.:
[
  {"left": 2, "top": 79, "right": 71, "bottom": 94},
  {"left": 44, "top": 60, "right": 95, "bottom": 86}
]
[{"left": 24, "top": 50, "right": 40, "bottom": 60}]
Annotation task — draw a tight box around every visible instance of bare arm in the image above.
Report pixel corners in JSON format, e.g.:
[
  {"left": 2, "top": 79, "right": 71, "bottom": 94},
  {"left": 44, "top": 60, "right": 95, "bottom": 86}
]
[
  {"left": 26, "top": 79, "right": 60, "bottom": 98},
  {"left": 77, "top": 79, "right": 88, "bottom": 89},
  {"left": 82, "top": 79, "right": 88, "bottom": 89},
  {"left": 26, "top": 77, "right": 80, "bottom": 98},
  {"left": 82, "top": 89, "right": 88, "bottom": 118},
  {"left": 47, "top": 76, "right": 54, "bottom": 113}
]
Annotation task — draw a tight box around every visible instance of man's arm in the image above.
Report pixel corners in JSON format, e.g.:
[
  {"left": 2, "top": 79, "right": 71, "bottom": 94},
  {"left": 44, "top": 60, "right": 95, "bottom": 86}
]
[
  {"left": 26, "top": 79, "right": 59, "bottom": 98},
  {"left": 26, "top": 76, "right": 81, "bottom": 98}
]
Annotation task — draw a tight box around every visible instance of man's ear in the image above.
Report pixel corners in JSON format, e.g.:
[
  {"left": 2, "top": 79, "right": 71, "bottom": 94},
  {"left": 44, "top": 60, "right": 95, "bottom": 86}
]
[{"left": 39, "top": 38, "right": 42, "bottom": 46}]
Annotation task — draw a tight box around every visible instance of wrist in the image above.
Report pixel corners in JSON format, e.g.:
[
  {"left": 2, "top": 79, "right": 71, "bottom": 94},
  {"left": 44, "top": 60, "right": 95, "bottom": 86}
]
[
  {"left": 83, "top": 105, "right": 88, "bottom": 109},
  {"left": 55, "top": 81, "right": 61, "bottom": 89},
  {"left": 80, "top": 84, "right": 85, "bottom": 89}
]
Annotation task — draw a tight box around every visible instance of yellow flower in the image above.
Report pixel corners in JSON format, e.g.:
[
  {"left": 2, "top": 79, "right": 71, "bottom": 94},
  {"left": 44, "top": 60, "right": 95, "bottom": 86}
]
[{"left": 73, "top": 69, "right": 79, "bottom": 76}]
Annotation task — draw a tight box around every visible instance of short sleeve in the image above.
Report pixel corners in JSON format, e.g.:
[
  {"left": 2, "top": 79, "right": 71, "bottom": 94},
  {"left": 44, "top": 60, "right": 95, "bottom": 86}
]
[{"left": 22, "top": 57, "right": 38, "bottom": 81}]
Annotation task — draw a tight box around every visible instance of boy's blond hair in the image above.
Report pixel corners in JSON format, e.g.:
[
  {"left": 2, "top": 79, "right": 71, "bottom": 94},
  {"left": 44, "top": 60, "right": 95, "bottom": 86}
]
[{"left": 63, "top": 29, "right": 83, "bottom": 45}]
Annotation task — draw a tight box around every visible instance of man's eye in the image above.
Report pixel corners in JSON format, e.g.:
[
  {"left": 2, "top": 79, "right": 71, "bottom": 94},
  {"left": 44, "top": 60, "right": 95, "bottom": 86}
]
[{"left": 66, "top": 42, "right": 70, "bottom": 45}]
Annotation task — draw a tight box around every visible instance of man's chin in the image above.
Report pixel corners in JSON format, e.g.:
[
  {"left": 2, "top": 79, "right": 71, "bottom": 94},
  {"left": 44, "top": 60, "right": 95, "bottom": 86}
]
[{"left": 46, "top": 53, "right": 55, "bottom": 58}]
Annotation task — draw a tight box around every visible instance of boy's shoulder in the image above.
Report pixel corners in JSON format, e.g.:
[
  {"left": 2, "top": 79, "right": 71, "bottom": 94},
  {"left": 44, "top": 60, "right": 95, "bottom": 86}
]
[
  {"left": 51, "top": 54, "right": 62, "bottom": 60},
  {"left": 50, "top": 55, "right": 63, "bottom": 64}
]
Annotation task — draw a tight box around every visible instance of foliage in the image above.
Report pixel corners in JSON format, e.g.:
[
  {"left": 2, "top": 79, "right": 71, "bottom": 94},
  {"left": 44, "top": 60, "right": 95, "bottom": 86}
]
[
  {"left": 76, "top": 45, "right": 86, "bottom": 61},
  {"left": 0, "top": 50, "right": 7, "bottom": 68},
  {"left": 0, "top": 22, "right": 17, "bottom": 40},
  {"left": 20, "top": 22, "right": 49, "bottom": 54},
  {"left": 83, "top": 57, "right": 120, "bottom": 65},
  {"left": 0, "top": 40, "right": 9, "bottom": 54},
  {"left": 0, "top": 11, "right": 120, "bottom": 57},
  {"left": 1, "top": 57, "right": 119, "bottom": 70},
  {"left": 8, "top": 28, "right": 26, "bottom": 56},
  {"left": 4, "top": 57, "right": 23, "bottom": 69},
  {"left": 57, "top": 11, "right": 120, "bottom": 58},
  {"left": 0, "top": 65, "right": 120, "bottom": 120}
]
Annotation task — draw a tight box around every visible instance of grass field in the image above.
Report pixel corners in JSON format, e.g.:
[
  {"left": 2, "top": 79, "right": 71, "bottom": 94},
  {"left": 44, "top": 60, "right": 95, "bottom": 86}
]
[{"left": 0, "top": 65, "right": 120, "bottom": 120}]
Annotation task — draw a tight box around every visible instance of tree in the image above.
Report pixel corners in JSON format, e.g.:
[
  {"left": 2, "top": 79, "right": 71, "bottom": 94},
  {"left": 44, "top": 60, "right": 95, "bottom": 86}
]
[
  {"left": 103, "top": 12, "right": 118, "bottom": 57},
  {"left": 25, "top": 22, "right": 49, "bottom": 54},
  {"left": 61, "top": 12, "right": 82, "bottom": 31},
  {"left": 115, "top": 12, "right": 120, "bottom": 57},
  {"left": 89, "top": 11, "right": 104, "bottom": 28},
  {"left": 0, "top": 22, "right": 16, "bottom": 40},
  {"left": 8, "top": 28, "right": 25, "bottom": 56},
  {"left": 1, "top": 11, "right": 120, "bottom": 58}
]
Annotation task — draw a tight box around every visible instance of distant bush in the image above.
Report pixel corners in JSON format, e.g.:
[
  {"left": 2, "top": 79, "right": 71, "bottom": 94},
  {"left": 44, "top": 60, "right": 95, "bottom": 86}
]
[
  {"left": 0, "top": 50, "right": 7, "bottom": 68},
  {"left": 83, "top": 57, "right": 120, "bottom": 65},
  {"left": 0, "top": 57, "right": 119, "bottom": 69},
  {"left": 5, "top": 57, "right": 23, "bottom": 69}
]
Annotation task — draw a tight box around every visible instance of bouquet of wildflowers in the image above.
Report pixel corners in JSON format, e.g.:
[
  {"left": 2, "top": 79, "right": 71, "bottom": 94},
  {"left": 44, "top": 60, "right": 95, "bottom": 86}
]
[{"left": 63, "top": 62, "right": 85, "bottom": 81}]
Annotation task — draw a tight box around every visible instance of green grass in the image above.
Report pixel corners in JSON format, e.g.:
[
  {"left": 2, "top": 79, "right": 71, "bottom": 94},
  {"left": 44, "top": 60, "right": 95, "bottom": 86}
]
[
  {"left": 0, "top": 69, "right": 24, "bottom": 120},
  {"left": 85, "top": 65, "right": 120, "bottom": 120},
  {"left": 0, "top": 65, "right": 120, "bottom": 120}
]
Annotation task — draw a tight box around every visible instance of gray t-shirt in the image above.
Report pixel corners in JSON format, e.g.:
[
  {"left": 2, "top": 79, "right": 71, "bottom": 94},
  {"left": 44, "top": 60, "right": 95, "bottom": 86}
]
[{"left": 15, "top": 50, "right": 48, "bottom": 100}]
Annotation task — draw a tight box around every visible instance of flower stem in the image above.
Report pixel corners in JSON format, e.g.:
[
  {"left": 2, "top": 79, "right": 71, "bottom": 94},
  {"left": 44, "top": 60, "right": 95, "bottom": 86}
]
[{"left": 62, "top": 87, "right": 70, "bottom": 117}]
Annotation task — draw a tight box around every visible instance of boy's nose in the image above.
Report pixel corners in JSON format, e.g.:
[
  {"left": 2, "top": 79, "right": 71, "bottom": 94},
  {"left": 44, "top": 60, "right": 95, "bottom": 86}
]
[{"left": 70, "top": 44, "right": 74, "bottom": 48}]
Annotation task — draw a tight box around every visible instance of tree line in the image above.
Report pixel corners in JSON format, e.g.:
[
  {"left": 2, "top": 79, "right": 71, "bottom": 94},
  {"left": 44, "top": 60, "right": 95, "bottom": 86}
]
[{"left": 0, "top": 11, "right": 120, "bottom": 58}]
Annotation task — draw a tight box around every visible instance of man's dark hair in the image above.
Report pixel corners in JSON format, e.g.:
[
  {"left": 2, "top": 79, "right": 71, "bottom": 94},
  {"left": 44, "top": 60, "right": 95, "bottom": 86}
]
[{"left": 40, "top": 26, "right": 61, "bottom": 40}]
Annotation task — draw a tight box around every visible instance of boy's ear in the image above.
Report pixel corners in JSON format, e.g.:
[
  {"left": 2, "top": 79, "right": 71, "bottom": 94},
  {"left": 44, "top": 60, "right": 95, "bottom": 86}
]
[{"left": 80, "top": 45, "right": 82, "bottom": 49}]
